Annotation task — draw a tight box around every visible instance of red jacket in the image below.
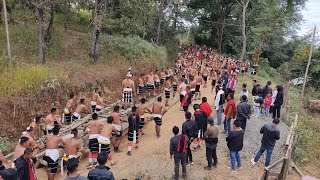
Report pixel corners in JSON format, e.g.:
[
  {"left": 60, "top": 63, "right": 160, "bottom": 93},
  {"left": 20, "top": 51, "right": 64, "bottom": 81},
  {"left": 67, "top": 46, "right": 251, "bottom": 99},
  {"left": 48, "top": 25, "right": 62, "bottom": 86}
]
[
  {"left": 224, "top": 99, "right": 236, "bottom": 119},
  {"left": 200, "top": 102, "right": 212, "bottom": 117}
]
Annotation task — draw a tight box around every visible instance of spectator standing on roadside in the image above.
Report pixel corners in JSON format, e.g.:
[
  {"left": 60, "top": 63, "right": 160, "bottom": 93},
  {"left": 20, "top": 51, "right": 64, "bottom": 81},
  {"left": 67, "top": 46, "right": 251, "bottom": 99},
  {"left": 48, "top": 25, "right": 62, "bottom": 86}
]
[
  {"left": 235, "top": 95, "right": 251, "bottom": 131},
  {"left": 170, "top": 126, "right": 188, "bottom": 180},
  {"left": 204, "top": 117, "right": 219, "bottom": 170},
  {"left": 223, "top": 93, "right": 236, "bottom": 134},
  {"left": 251, "top": 118, "right": 280, "bottom": 167},
  {"left": 182, "top": 111, "right": 198, "bottom": 166},
  {"left": 226, "top": 121, "right": 244, "bottom": 172},
  {"left": 273, "top": 85, "right": 284, "bottom": 119},
  {"left": 215, "top": 86, "right": 225, "bottom": 125},
  {"left": 64, "top": 158, "right": 88, "bottom": 180},
  {"left": 87, "top": 152, "right": 115, "bottom": 180}
]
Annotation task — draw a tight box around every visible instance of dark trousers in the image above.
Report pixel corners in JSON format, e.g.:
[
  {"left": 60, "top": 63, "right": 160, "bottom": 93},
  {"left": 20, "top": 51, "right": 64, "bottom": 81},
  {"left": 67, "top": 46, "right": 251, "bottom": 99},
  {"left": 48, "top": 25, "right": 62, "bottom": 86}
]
[
  {"left": 272, "top": 106, "right": 281, "bottom": 119},
  {"left": 238, "top": 120, "right": 247, "bottom": 131},
  {"left": 206, "top": 147, "right": 217, "bottom": 167},
  {"left": 174, "top": 153, "right": 187, "bottom": 180},
  {"left": 186, "top": 141, "right": 193, "bottom": 163}
]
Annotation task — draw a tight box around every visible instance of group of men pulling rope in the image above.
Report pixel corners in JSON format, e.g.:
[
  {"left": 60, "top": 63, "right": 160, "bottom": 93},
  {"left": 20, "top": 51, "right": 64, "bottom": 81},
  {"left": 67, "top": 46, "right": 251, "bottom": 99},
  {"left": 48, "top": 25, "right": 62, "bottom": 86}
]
[{"left": 0, "top": 43, "right": 254, "bottom": 180}]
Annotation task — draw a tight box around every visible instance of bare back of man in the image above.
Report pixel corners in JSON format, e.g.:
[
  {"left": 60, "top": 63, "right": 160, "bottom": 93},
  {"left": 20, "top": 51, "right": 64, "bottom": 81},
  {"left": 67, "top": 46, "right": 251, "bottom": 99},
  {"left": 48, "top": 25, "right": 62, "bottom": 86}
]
[
  {"left": 65, "top": 138, "right": 81, "bottom": 156},
  {"left": 110, "top": 110, "right": 123, "bottom": 152},
  {"left": 152, "top": 98, "right": 167, "bottom": 138}
]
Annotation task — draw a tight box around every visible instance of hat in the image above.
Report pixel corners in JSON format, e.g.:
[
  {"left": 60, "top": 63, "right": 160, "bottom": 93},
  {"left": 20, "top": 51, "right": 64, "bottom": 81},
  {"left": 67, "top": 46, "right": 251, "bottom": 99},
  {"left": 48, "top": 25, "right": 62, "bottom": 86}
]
[
  {"left": 127, "top": 73, "right": 132, "bottom": 77},
  {"left": 207, "top": 116, "right": 214, "bottom": 125},
  {"left": 1, "top": 168, "right": 18, "bottom": 180},
  {"left": 193, "top": 104, "right": 200, "bottom": 111},
  {"left": 66, "top": 158, "right": 79, "bottom": 172}
]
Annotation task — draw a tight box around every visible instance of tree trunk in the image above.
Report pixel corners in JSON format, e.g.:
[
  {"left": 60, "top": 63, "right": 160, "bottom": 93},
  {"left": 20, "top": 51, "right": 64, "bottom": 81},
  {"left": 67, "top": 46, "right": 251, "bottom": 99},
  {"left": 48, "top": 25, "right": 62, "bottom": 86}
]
[
  {"left": 64, "top": 0, "right": 70, "bottom": 31},
  {"left": 37, "top": 4, "right": 45, "bottom": 64},
  {"left": 239, "top": 0, "right": 249, "bottom": 61},
  {"left": 89, "top": 0, "right": 107, "bottom": 64},
  {"left": 156, "top": 0, "right": 164, "bottom": 45},
  {"left": 45, "top": 0, "right": 55, "bottom": 43},
  {"left": 172, "top": 3, "right": 178, "bottom": 30},
  {"left": 217, "top": 15, "right": 225, "bottom": 55}
]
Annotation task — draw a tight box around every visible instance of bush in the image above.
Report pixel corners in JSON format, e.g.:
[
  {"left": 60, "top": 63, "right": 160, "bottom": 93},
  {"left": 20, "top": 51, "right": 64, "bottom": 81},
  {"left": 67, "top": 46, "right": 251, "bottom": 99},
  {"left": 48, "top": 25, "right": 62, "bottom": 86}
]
[
  {"left": 101, "top": 35, "right": 168, "bottom": 66},
  {"left": 0, "top": 137, "right": 15, "bottom": 155}
]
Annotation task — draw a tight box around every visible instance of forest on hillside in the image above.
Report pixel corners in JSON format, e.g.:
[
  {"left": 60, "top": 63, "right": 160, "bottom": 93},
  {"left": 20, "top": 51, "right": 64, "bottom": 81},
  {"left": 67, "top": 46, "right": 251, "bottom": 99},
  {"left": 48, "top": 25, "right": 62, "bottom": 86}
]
[{"left": 0, "top": 0, "right": 319, "bottom": 89}]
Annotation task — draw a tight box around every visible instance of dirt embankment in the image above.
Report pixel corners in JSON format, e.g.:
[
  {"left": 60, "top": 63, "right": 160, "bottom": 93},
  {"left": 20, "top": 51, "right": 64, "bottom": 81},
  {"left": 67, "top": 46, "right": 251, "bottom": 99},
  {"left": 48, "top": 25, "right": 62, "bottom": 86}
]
[{"left": 0, "top": 60, "right": 164, "bottom": 141}]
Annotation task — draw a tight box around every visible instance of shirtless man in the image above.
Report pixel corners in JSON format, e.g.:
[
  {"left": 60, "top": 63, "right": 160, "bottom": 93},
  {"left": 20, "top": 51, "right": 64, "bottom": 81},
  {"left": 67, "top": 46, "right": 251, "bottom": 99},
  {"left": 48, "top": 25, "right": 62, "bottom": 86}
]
[
  {"left": 146, "top": 70, "right": 155, "bottom": 97},
  {"left": 178, "top": 79, "right": 187, "bottom": 111},
  {"left": 211, "top": 70, "right": 218, "bottom": 93},
  {"left": 96, "top": 91, "right": 107, "bottom": 113},
  {"left": 98, "top": 117, "right": 120, "bottom": 166},
  {"left": 164, "top": 76, "right": 171, "bottom": 107},
  {"left": 12, "top": 137, "right": 30, "bottom": 162},
  {"left": 22, "top": 127, "right": 43, "bottom": 151},
  {"left": 195, "top": 72, "right": 203, "bottom": 100},
  {"left": 91, "top": 87, "right": 99, "bottom": 113},
  {"left": 30, "top": 114, "right": 42, "bottom": 140},
  {"left": 172, "top": 74, "right": 178, "bottom": 99},
  {"left": 64, "top": 93, "right": 76, "bottom": 124},
  {"left": 160, "top": 68, "right": 166, "bottom": 88},
  {"left": 110, "top": 106, "right": 122, "bottom": 153},
  {"left": 137, "top": 73, "right": 146, "bottom": 101},
  {"left": 72, "top": 98, "right": 90, "bottom": 122},
  {"left": 83, "top": 113, "right": 104, "bottom": 168},
  {"left": 62, "top": 128, "right": 89, "bottom": 174},
  {"left": 152, "top": 97, "right": 167, "bottom": 138},
  {"left": 202, "top": 65, "right": 210, "bottom": 88},
  {"left": 122, "top": 74, "right": 135, "bottom": 109},
  {"left": 190, "top": 78, "right": 197, "bottom": 100},
  {"left": 45, "top": 108, "right": 64, "bottom": 135},
  {"left": 127, "top": 106, "right": 141, "bottom": 156},
  {"left": 44, "top": 127, "right": 65, "bottom": 180},
  {"left": 137, "top": 98, "right": 152, "bottom": 136},
  {"left": 154, "top": 70, "right": 161, "bottom": 93}
]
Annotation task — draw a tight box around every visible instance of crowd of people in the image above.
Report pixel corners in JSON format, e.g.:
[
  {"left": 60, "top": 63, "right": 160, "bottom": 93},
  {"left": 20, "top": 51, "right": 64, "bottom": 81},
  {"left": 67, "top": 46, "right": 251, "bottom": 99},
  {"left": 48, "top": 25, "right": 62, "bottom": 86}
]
[{"left": 0, "top": 44, "right": 286, "bottom": 180}]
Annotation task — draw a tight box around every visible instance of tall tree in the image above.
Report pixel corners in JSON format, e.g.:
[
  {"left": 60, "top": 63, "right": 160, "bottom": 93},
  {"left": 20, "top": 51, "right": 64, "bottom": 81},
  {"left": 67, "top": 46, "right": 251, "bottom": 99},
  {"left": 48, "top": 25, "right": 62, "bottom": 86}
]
[
  {"left": 89, "top": 0, "right": 107, "bottom": 64},
  {"left": 236, "top": 0, "right": 250, "bottom": 61},
  {"left": 156, "top": 0, "right": 165, "bottom": 45}
]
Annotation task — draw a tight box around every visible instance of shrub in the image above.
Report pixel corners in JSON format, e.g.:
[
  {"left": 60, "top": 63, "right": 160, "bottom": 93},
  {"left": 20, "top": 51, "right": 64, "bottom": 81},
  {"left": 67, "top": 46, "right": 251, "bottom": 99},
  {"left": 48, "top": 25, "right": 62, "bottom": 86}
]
[{"left": 100, "top": 35, "right": 168, "bottom": 66}]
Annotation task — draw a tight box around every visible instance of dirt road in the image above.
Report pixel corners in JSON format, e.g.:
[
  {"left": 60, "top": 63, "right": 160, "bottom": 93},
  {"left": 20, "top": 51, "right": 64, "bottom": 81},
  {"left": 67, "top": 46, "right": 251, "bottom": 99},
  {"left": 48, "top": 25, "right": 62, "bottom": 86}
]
[{"left": 36, "top": 80, "right": 297, "bottom": 180}]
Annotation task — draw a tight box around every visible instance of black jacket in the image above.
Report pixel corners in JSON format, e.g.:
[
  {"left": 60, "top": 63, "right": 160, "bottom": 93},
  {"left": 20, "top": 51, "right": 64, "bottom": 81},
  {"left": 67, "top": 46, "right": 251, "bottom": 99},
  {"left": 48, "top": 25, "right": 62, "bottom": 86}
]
[
  {"left": 226, "top": 130, "right": 244, "bottom": 152},
  {"left": 274, "top": 91, "right": 284, "bottom": 107},
  {"left": 236, "top": 102, "right": 251, "bottom": 121},
  {"left": 87, "top": 165, "right": 115, "bottom": 180},
  {"left": 16, "top": 156, "right": 34, "bottom": 180},
  {"left": 252, "top": 84, "right": 257, "bottom": 96},
  {"left": 128, "top": 113, "right": 140, "bottom": 132},
  {"left": 194, "top": 111, "right": 207, "bottom": 130},
  {"left": 260, "top": 123, "right": 280, "bottom": 148},
  {"left": 182, "top": 119, "right": 198, "bottom": 138},
  {"left": 262, "top": 86, "right": 272, "bottom": 98}
]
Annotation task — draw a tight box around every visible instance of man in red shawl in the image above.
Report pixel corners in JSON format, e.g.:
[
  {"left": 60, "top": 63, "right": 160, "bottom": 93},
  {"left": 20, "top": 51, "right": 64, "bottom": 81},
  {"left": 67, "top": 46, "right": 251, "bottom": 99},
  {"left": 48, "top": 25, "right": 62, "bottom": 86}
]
[
  {"left": 224, "top": 93, "right": 236, "bottom": 134},
  {"left": 200, "top": 97, "right": 212, "bottom": 118}
]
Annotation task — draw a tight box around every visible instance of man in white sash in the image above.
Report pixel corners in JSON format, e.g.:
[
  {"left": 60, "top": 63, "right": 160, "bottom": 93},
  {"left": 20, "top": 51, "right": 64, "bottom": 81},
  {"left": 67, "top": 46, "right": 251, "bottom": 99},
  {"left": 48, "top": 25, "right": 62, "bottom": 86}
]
[
  {"left": 122, "top": 73, "right": 135, "bottom": 110},
  {"left": 83, "top": 113, "right": 104, "bottom": 169},
  {"left": 98, "top": 116, "right": 120, "bottom": 166}
]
